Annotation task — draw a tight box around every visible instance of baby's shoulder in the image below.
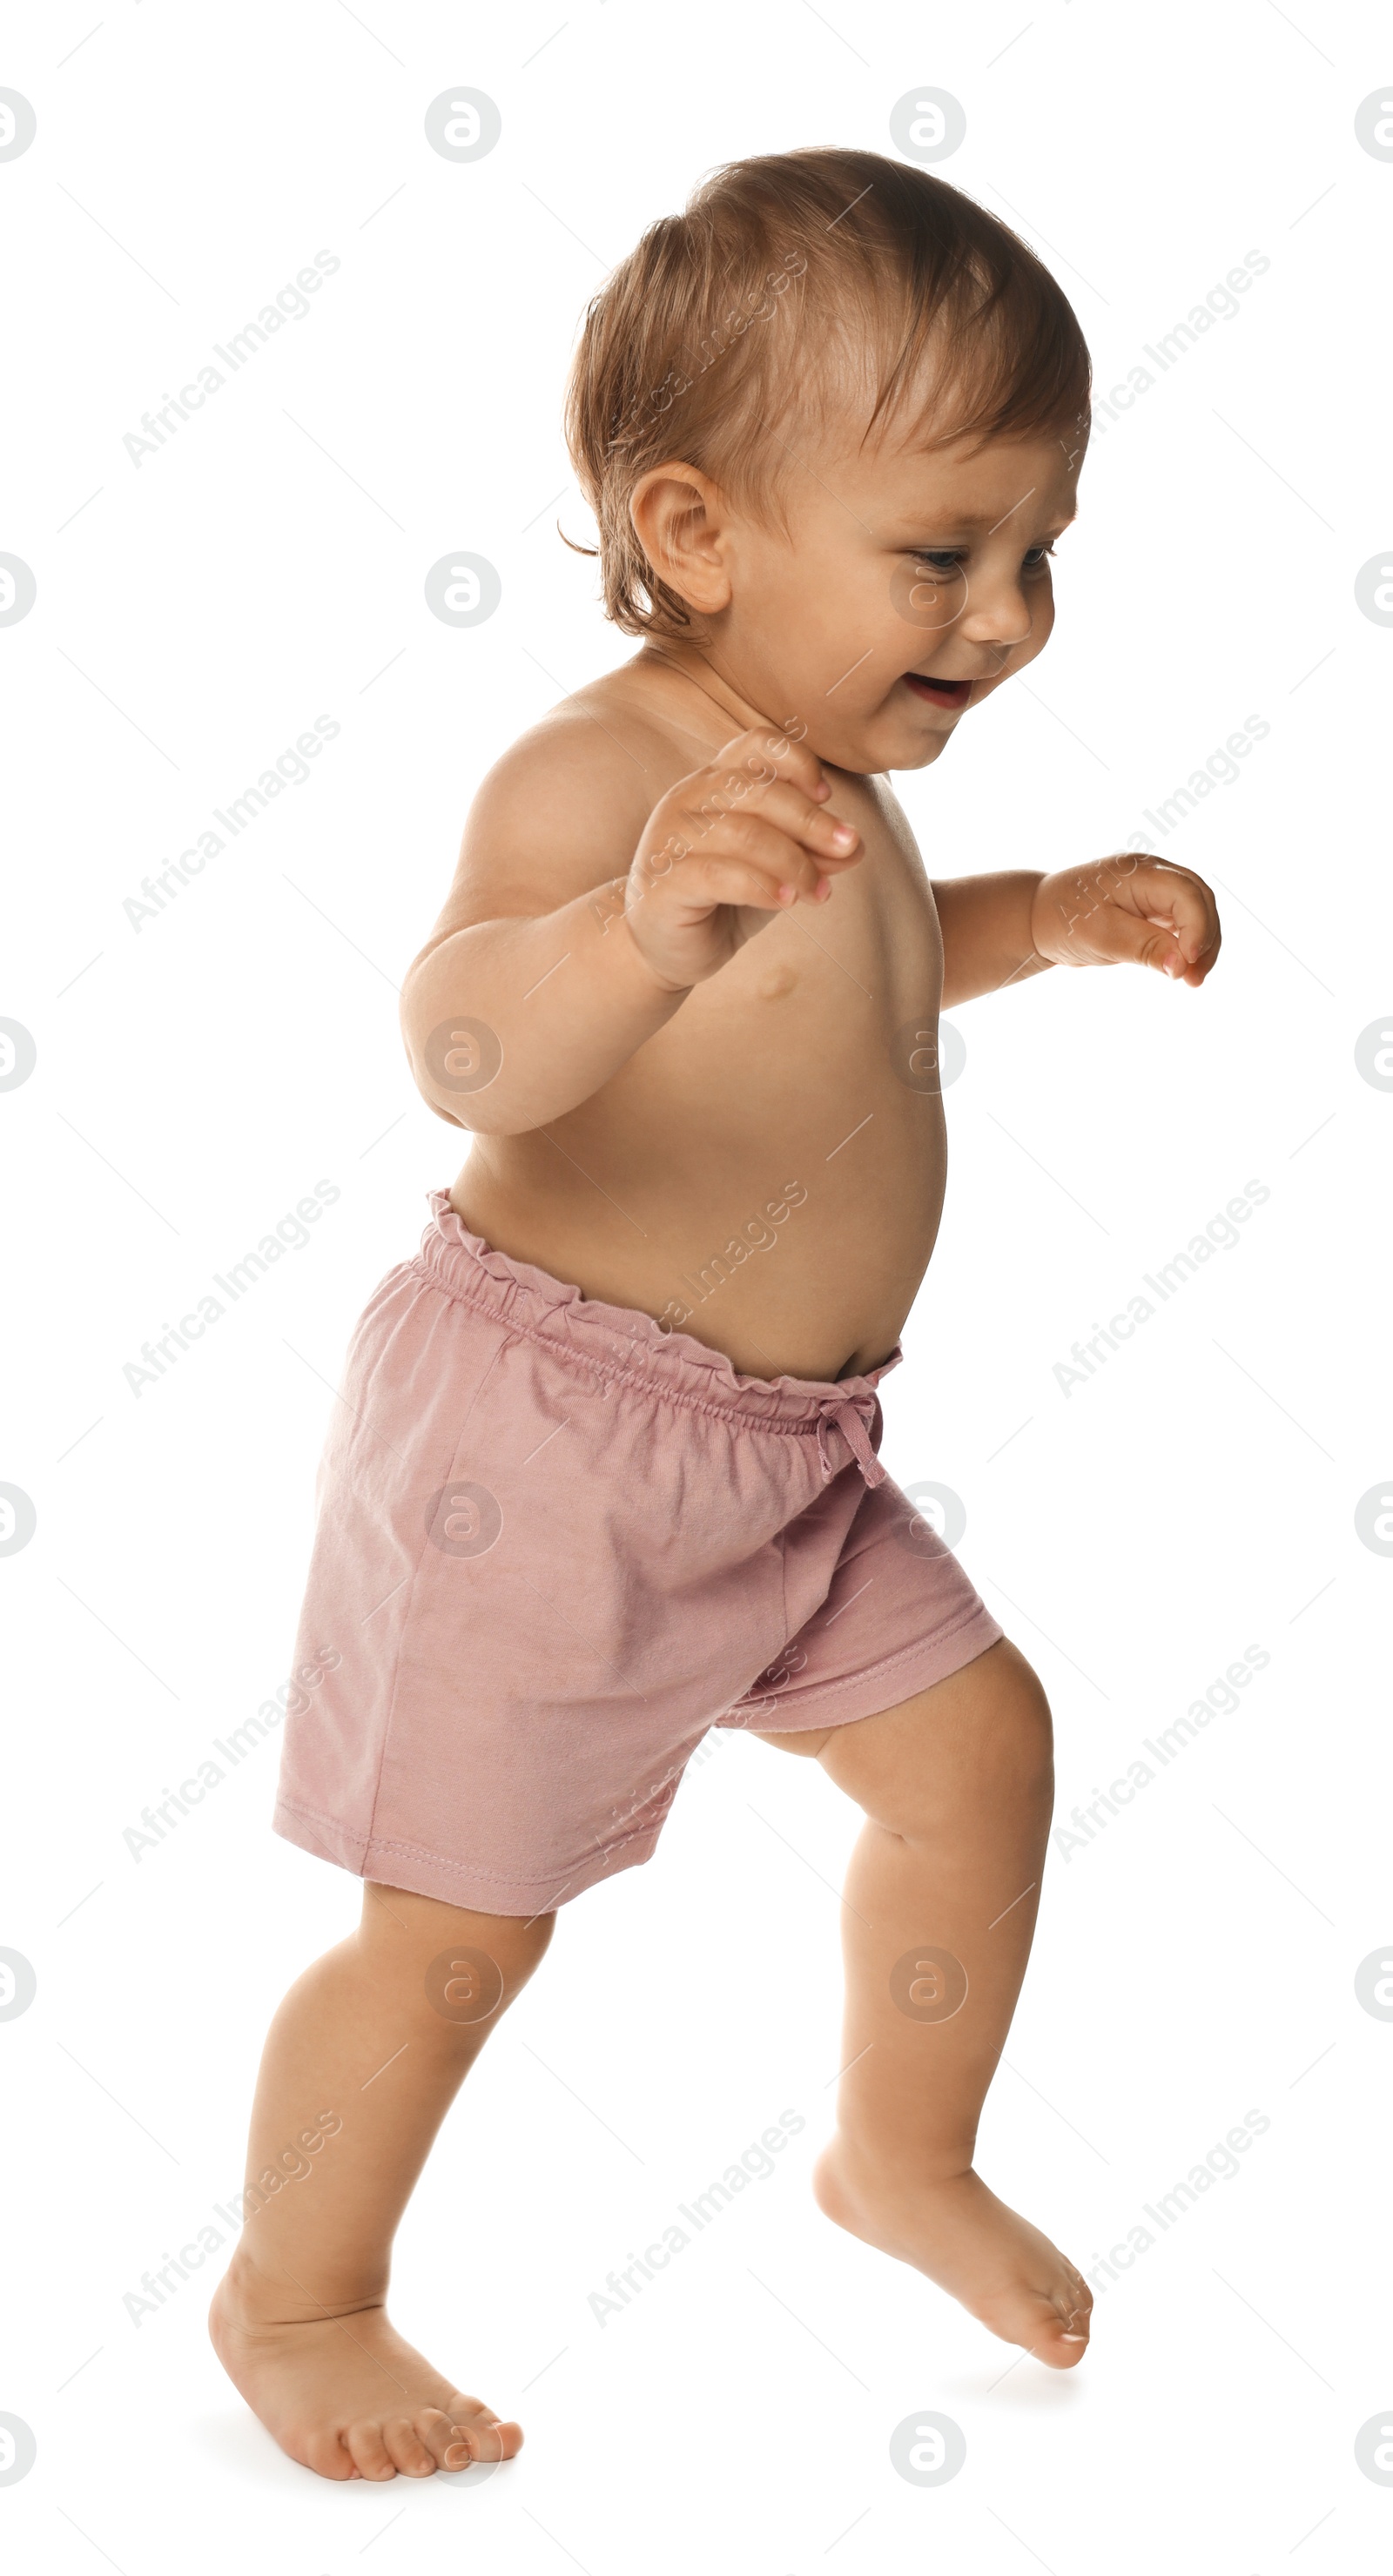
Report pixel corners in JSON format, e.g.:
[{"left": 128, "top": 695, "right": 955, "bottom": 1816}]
[
  {"left": 421, "top": 670, "right": 696, "bottom": 948},
  {"left": 474, "top": 679, "right": 683, "bottom": 839},
  {"left": 453, "top": 676, "right": 690, "bottom": 921}
]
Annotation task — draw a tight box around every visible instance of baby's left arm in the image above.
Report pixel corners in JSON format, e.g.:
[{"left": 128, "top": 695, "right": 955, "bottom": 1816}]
[{"left": 932, "top": 857, "right": 1221, "bottom": 1008}]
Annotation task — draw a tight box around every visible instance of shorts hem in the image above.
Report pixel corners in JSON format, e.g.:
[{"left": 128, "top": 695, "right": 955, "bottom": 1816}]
[
  {"left": 719, "top": 1599, "right": 1006, "bottom": 1734},
  {"left": 272, "top": 1796, "right": 665, "bottom": 1918}
]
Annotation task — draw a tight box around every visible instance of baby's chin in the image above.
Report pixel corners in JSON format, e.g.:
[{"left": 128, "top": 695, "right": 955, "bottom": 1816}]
[
  {"left": 885, "top": 727, "right": 955, "bottom": 772},
  {"left": 816, "top": 715, "right": 959, "bottom": 776}
]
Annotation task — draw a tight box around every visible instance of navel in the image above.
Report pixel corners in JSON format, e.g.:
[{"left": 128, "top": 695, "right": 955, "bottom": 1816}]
[{"left": 757, "top": 965, "right": 797, "bottom": 1000}]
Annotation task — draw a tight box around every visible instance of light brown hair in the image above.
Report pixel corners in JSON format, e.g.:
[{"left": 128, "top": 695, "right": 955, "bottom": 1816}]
[{"left": 563, "top": 146, "right": 1092, "bottom": 639}]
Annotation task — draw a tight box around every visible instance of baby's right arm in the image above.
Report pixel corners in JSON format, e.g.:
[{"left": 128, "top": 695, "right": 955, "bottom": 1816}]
[{"left": 400, "top": 720, "right": 861, "bottom": 1136}]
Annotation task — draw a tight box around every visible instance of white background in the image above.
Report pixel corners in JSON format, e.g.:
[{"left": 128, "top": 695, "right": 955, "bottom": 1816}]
[{"left": 3, "top": 2, "right": 1391, "bottom": 2570}]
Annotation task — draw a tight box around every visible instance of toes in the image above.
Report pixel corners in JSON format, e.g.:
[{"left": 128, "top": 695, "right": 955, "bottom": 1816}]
[
  {"left": 415, "top": 2406, "right": 509, "bottom": 2472},
  {"left": 441, "top": 2423, "right": 499, "bottom": 2473},
  {"left": 302, "top": 2432, "right": 358, "bottom": 2483},
  {"left": 334, "top": 2396, "right": 523, "bottom": 2479},
  {"left": 345, "top": 2419, "right": 397, "bottom": 2480},
  {"left": 1060, "top": 2278, "right": 1094, "bottom": 2340},
  {"left": 434, "top": 2400, "right": 522, "bottom": 2472},
  {"left": 1040, "top": 2284, "right": 1092, "bottom": 2365},
  {"left": 416, "top": 2409, "right": 465, "bottom": 2472},
  {"left": 447, "top": 2397, "right": 522, "bottom": 2464},
  {"left": 383, "top": 2417, "right": 437, "bottom": 2477},
  {"left": 455, "top": 2400, "right": 520, "bottom": 2462}
]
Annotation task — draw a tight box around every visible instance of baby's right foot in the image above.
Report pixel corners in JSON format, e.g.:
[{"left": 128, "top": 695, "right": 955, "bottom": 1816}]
[{"left": 209, "top": 2259, "right": 522, "bottom": 2482}]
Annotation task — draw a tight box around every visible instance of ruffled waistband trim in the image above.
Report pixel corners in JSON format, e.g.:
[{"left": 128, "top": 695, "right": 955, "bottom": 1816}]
[{"left": 416, "top": 1189, "right": 900, "bottom": 1458}]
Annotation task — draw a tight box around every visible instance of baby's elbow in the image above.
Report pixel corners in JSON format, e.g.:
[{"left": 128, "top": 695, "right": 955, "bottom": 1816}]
[
  {"left": 420, "top": 1092, "right": 535, "bottom": 1139},
  {"left": 400, "top": 985, "right": 518, "bottom": 1133},
  {"left": 407, "top": 1057, "right": 528, "bottom": 1138}
]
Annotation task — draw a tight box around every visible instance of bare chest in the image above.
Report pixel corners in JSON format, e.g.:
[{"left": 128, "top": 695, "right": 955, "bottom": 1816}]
[{"left": 649, "top": 779, "right": 944, "bottom": 1102}]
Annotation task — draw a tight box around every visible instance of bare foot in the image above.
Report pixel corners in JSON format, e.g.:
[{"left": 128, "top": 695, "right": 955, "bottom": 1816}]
[
  {"left": 812, "top": 2135, "right": 1092, "bottom": 2369},
  {"left": 209, "top": 2257, "right": 523, "bottom": 2481}
]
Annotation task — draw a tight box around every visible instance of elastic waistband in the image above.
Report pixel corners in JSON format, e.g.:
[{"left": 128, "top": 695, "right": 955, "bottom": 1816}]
[{"left": 413, "top": 1189, "right": 898, "bottom": 1485}]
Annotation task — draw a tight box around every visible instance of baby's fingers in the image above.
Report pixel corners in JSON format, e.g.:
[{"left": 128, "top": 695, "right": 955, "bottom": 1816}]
[
  {"left": 716, "top": 724, "right": 830, "bottom": 806},
  {"left": 1127, "top": 861, "right": 1221, "bottom": 973},
  {"left": 707, "top": 811, "right": 838, "bottom": 901},
  {"left": 690, "top": 771, "right": 861, "bottom": 869},
  {"left": 1116, "top": 913, "right": 1211, "bottom": 985},
  {"left": 674, "top": 847, "right": 822, "bottom": 915}
]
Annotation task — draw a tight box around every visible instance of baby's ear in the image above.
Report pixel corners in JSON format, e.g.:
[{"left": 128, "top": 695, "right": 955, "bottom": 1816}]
[{"left": 629, "top": 463, "right": 730, "bottom": 616}]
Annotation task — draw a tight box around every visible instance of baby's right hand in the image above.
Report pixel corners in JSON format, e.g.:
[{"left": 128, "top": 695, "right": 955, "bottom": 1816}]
[{"left": 620, "top": 728, "right": 863, "bottom": 991}]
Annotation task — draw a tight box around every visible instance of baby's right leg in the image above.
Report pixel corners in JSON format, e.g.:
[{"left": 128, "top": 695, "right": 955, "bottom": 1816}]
[{"left": 210, "top": 1883, "right": 553, "bottom": 2482}]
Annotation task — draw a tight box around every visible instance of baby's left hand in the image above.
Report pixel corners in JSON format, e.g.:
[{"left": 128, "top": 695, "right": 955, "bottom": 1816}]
[{"left": 1031, "top": 856, "right": 1221, "bottom": 989}]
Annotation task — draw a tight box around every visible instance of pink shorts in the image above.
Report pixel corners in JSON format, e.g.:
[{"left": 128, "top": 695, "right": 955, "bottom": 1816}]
[{"left": 273, "top": 1191, "right": 1003, "bottom": 1916}]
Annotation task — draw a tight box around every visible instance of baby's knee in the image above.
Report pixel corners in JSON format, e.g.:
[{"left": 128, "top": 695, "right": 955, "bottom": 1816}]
[
  {"left": 894, "top": 1645, "right": 1053, "bottom": 1837},
  {"left": 356, "top": 1884, "right": 555, "bottom": 2035},
  {"left": 986, "top": 1643, "right": 1054, "bottom": 1790}
]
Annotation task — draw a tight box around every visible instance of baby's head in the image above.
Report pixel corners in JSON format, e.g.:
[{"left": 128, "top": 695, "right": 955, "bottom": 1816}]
[{"left": 566, "top": 148, "right": 1091, "bottom": 773}]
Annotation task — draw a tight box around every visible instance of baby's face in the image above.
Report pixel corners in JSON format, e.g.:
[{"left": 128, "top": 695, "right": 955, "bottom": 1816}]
[{"left": 715, "top": 418, "right": 1081, "bottom": 773}]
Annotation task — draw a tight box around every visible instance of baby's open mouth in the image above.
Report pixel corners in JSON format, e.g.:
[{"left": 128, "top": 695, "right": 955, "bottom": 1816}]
[{"left": 903, "top": 673, "right": 972, "bottom": 709}]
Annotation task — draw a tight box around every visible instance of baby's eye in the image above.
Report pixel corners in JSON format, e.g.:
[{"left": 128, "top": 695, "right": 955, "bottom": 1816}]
[
  {"left": 912, "top": 550, "right": 966, "bottom": 574},
  {"left": 1022, "top": 543, "right": 1058, "bottom": 570}
]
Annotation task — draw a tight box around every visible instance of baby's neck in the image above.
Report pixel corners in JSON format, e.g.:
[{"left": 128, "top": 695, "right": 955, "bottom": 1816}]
[{"left": 632, "top": 640, "right": 777, "bottom": 744}]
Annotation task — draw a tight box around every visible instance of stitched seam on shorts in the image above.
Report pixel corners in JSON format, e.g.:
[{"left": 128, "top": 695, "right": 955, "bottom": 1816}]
[
  {"left": 277, "top": 1792, "right": 662, "bottom": 1887},
  {"left": 407, "top": 1254, "right": 838, "bottom": 1442},
  {"left": 275, "top": 1794, "right": 373, "bottom": 1855},
  {"left": 360, "top": 1816, "right": 662, "bottom": 1880},
  {"left": 730, "top": 1598, "right": 1002, "bottom": 1718}
]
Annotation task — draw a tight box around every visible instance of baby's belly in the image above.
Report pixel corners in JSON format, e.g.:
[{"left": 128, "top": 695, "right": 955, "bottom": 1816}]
[{"left": 452, "top": 1071, "right": 948, "bottom": 1386}]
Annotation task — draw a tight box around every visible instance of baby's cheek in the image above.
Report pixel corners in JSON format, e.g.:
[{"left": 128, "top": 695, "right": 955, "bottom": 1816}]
[{"left": 1026, "top": 581, "right": 1057, "bottom": 650}]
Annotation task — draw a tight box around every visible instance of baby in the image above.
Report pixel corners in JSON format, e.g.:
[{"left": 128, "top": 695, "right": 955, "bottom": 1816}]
[{"left": 211, "top": 146, "right": 1220, "bottom": 2481}]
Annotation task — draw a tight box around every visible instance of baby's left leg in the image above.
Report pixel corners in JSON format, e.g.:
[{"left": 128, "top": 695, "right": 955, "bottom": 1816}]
[{"left": 753, "top": 1635, "right": 1092, "bottom": 2367}]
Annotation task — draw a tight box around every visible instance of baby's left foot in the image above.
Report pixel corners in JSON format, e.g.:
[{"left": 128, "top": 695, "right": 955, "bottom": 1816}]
[{"left": 813, "top": 2135, "right": 1092, "bottom": 2368}]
